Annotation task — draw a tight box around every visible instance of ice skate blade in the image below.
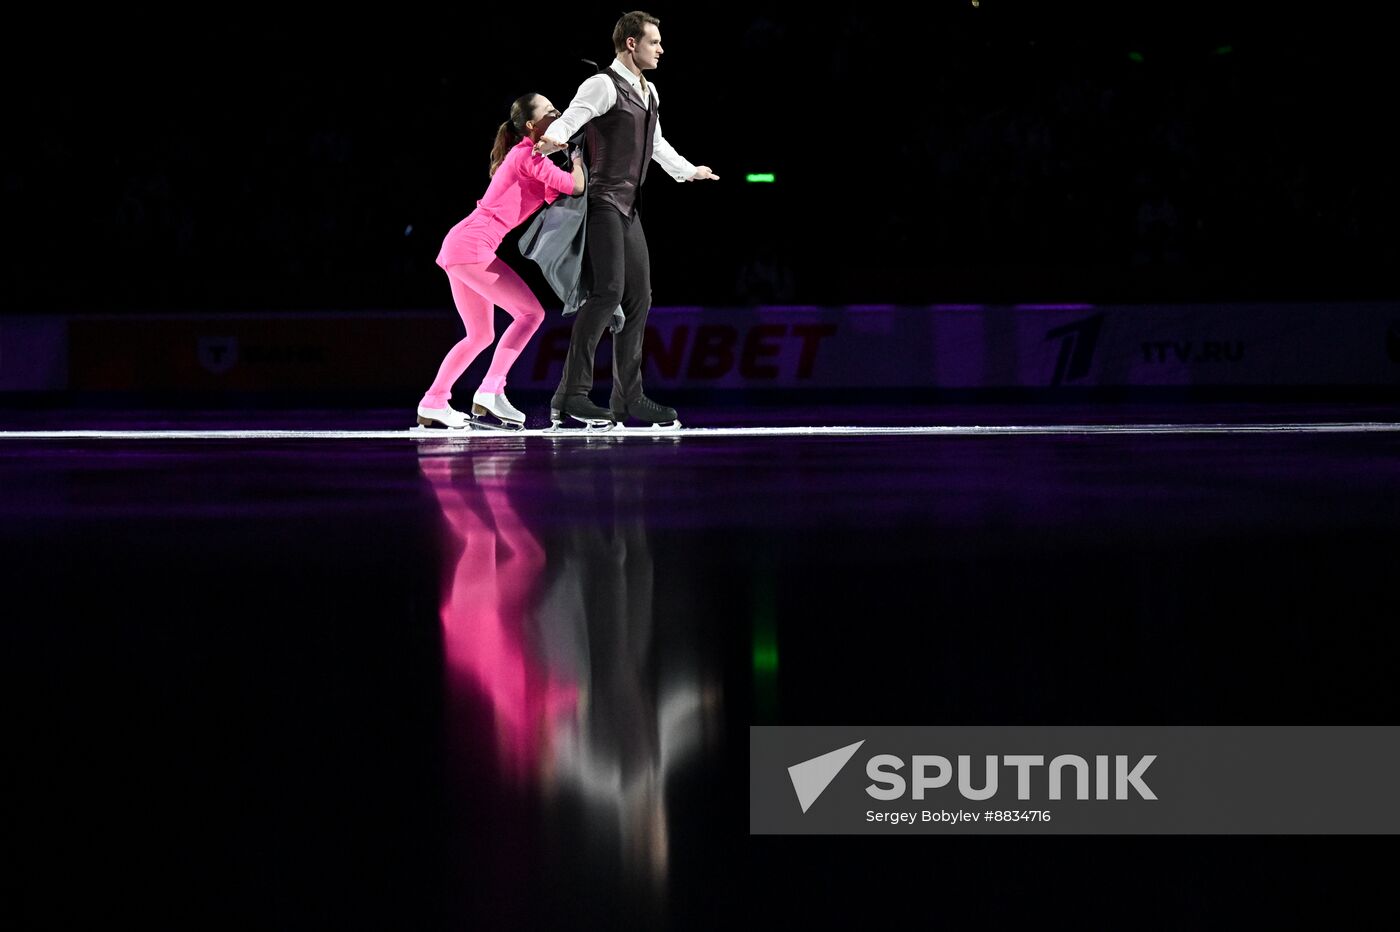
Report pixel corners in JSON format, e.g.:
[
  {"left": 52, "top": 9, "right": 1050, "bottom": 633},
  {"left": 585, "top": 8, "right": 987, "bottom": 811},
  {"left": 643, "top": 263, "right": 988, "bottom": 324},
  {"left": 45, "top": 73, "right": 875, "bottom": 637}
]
[
  {"left": 544, "top": 420, "right": 615, "bottom": 433},
  {"left": 466, "top": 408, "right": 525, "bottom": 431},
  {"left": 615, "top": 420, "right": 681, "bottom": 432},
  {"left": 468, "top": 417, "right": 525, "bottom": 432},
  {"left": 546, "top": 408, "right": 616, "bottom": 432}
]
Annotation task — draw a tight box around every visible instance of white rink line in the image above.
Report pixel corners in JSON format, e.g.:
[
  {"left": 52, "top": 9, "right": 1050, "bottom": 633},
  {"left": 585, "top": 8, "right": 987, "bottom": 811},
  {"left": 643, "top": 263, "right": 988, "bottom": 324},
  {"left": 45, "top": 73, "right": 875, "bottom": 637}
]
[{"left": 2, "top": 422, "right": 1400, "bottom": 441}]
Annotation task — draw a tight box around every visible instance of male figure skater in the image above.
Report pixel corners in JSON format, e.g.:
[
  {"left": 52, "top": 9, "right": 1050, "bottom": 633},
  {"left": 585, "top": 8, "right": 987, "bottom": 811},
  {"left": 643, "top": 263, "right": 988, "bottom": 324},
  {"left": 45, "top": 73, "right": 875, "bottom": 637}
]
[{"left": 534, "top": 10, "right": 718, "bottom": 429}]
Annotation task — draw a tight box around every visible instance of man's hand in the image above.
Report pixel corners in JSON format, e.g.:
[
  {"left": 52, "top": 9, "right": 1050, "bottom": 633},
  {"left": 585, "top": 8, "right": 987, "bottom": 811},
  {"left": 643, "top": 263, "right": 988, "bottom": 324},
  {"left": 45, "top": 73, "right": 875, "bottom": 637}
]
[
  {"left": 688, "top": 165, "right": 719, "bottom": 181},
  {"left": 533, "top": 136, "right": 567, "bottom": 156}
]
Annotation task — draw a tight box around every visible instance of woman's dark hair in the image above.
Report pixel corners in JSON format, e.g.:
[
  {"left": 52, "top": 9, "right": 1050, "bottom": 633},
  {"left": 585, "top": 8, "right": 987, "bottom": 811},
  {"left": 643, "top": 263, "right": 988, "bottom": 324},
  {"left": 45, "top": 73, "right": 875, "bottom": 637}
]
[{"left": 489, "top": 93, "right": 538, "bottom": 178}]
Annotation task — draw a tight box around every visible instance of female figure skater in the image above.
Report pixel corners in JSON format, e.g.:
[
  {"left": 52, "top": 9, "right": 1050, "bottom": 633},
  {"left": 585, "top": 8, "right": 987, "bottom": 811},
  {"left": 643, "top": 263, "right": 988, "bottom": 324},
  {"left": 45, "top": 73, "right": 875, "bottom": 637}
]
[{"left": 418, "top": 94, "right": 585, "bottom": 429}]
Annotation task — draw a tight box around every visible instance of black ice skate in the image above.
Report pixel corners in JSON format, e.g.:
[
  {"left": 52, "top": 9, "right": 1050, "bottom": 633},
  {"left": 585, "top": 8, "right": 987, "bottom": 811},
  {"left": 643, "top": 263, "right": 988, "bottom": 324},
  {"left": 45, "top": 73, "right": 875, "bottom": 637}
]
[
  {"left": 612, "top": 395, "right": 681, "bottom": 431},
  {"left": 548, "top": 395, "right": 617, "bottom": 431}
]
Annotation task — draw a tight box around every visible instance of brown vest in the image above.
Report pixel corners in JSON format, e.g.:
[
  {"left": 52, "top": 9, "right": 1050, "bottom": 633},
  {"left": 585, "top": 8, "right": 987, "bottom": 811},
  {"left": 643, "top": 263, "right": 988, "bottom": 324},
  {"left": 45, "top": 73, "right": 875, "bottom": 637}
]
[{"left": 585, "top": 70, "right": 657, "bottom": 216}]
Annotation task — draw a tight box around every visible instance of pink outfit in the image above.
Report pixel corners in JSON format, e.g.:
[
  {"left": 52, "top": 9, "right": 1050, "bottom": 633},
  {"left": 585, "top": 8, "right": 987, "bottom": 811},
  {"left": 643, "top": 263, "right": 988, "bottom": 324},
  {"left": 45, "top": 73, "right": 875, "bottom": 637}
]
[
  {"left": 435, "top": 138, "right": 577, "bottom": 268},
  {"left": 422, "top": 138, "right": 576, "bottom": 409}
]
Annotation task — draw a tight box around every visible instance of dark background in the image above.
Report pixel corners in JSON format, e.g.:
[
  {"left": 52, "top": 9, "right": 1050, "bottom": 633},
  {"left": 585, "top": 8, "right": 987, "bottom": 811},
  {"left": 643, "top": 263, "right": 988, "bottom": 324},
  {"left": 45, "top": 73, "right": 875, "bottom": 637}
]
[
  {"left": 4, "top": 3, "right": 1396, "bottom": 314},
  {"left": 5, "top": 8, "right": 1400, "bottom": 927}
]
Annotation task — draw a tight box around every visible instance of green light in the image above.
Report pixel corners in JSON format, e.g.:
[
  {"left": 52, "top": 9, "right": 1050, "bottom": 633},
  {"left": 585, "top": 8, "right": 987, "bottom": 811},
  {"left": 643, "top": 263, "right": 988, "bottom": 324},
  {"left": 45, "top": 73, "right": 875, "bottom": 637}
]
[
  {"left": 753, "top": 585, "right": 778, "bottom": 672},
  {"left": 753, "top": 575, "right": 779, "bottom": 721},
  {"left": 754, "top": 643, "right": 779, "bottom": 672},
  {"left": 746, "top": 173, "right": 776, "bottom": 183},
  {"left": 1127, "top": 51, "right": 1145, "bottom": 64},
  {"left": 1214, "top": 45, "right": 1234, "bottom": 55}
]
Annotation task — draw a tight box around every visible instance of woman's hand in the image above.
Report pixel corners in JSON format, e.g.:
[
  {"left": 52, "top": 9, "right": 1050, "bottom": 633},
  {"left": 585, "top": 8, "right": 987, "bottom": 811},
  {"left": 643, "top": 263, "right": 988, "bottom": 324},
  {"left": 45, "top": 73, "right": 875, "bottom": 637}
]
[
  {"left": 533, "top": 136, "right": 567, "bottom": 156},
  {"left": 570, "top": 152, "right": 586, "bottom": 195}
]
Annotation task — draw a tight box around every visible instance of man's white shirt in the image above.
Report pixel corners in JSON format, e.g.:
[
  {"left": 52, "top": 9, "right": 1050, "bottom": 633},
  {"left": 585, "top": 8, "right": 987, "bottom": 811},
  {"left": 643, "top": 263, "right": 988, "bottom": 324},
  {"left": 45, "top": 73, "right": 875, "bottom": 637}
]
[{"left": 544, "top": 58, "right": 698, "bottom": 182}]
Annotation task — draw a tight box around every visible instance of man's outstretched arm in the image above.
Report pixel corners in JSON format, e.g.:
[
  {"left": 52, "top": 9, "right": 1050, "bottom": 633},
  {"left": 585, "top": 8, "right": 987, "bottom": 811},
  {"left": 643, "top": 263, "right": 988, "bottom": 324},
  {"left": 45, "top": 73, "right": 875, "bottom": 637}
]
[
  {"left": 653, "top": 117, "right": 719, "bottom": 182},
  {"left": 535, "top": 74, "right": 615, "bottom": 155}
]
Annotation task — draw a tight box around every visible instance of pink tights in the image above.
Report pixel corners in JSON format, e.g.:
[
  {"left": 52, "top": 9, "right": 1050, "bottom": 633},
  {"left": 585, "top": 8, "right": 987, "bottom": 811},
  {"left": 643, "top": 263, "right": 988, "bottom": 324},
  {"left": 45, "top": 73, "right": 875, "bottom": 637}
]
[{"left": 420, "top": 258, "right": 545, "bottom": 409}]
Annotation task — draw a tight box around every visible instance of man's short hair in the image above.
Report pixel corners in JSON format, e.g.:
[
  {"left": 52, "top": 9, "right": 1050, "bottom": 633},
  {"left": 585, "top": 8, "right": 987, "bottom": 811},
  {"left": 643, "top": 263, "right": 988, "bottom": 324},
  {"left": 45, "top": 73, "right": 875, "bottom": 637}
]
[{"left": 613, "top": 11, "right": 661, "bottom": 55}]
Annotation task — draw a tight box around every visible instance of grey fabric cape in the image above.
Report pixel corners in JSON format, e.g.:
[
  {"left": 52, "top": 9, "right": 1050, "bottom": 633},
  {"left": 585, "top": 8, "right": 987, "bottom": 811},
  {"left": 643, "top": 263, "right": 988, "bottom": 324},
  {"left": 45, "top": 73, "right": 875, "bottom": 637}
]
[{"left": 517, "top": 141, "right": 625, "bottom": 334}]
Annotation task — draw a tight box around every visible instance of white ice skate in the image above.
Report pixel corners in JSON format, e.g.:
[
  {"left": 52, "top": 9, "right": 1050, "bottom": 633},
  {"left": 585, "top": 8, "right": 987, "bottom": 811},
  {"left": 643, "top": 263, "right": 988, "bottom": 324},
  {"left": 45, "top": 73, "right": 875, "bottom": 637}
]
[
  {"left": 416, "top": 403, "right": 472, "bottom": 429},
  {"left": 471, "top": 390, "right": 527, "bottom": 431}
]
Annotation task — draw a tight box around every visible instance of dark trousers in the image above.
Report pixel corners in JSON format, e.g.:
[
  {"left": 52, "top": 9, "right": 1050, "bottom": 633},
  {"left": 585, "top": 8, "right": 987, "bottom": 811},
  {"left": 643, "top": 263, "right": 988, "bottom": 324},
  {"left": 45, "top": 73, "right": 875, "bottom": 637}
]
[{"left": 553, "top": 202, "right": 651, "bottom": 410}]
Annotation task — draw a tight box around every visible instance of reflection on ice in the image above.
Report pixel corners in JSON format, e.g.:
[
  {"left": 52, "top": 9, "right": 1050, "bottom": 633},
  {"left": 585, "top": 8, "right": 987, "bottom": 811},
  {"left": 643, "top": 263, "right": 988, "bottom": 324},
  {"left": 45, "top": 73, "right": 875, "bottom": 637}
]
[{"left": 419, "top": 443, "right": 721, "bottom": 898}]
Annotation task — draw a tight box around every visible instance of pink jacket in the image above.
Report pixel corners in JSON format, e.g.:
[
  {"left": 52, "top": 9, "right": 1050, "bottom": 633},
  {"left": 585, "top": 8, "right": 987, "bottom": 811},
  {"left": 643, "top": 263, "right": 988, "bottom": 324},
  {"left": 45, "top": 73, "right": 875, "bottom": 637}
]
[{"left": 436, "top": 137, "right": 577, "bottom": 268}]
